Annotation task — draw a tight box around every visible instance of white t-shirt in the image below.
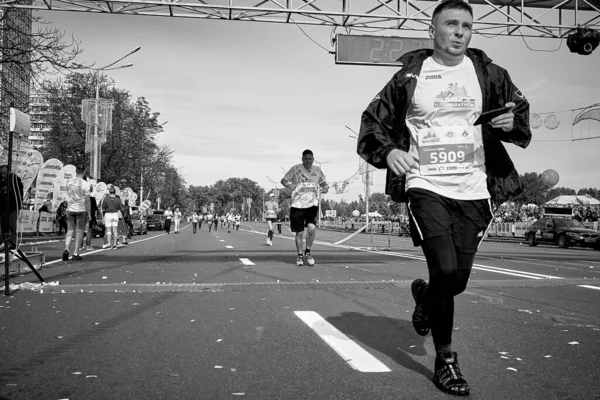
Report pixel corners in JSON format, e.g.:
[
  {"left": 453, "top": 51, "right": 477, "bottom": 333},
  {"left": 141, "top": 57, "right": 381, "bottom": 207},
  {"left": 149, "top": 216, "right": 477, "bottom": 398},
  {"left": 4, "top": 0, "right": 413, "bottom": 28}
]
[
  {"left": 174, "top": 211, "right": 182, "bottom": 221},
  {"left": 164, "top": 210, "right": 173, "bottom": 220},
  {"left": 65, "top": 177, "right": 91, "bottom": 212},
  {"left": 283, "top": 164, "right": 327, "bottom": 209},
  {"left": 405, "top": 56, "right": 489, "bottom": 200}
]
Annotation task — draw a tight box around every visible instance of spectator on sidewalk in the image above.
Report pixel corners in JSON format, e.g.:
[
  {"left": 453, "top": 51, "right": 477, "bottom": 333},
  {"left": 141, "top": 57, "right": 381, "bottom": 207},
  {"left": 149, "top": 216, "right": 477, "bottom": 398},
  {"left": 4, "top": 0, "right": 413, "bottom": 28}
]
[
  {"left": 102, "top": 187, "right": 122, "bottom": 249},
  {"left": 0, "top": 165, "right": 23, "bottom": 251},
  {"left": 62, "top": 164, "right": 91, "bottom": 261}
]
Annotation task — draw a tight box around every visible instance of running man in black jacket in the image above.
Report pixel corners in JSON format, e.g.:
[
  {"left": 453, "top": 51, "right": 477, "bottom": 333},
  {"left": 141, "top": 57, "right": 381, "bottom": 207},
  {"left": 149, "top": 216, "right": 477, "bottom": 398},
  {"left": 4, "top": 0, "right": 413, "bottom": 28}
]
[{"left": 357, "top": 0, "right": 531, "bottom": 396}]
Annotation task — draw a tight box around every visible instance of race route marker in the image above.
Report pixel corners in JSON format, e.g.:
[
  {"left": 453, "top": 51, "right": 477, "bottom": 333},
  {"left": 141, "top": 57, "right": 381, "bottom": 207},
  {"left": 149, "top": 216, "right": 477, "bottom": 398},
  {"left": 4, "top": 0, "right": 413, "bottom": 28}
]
[{"left": 294, "top": 311, "right": 391, "bottom": 373}]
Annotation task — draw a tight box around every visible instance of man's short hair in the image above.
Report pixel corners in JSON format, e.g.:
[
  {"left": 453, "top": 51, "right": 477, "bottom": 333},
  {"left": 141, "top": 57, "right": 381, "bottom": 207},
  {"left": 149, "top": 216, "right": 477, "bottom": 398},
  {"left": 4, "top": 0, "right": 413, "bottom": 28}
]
[
  {"left": 302, "top": 149, "right": 313, "bottom": 157},
  {"left": 109, "top": 187, "right": 116, "bottom": 194},
  {"left": 75, "top": 164, "right": 87, "bottom": 175},
  {"left": 432, "top": 0, "right": 473, "bottom": 20}
]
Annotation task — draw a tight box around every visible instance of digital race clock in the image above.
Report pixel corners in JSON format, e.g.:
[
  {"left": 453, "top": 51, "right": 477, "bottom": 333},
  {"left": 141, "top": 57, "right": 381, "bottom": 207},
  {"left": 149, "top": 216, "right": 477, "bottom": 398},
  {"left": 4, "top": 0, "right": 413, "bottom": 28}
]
[{"left": 335, "top": 34, "right": 433, "bottom": 66}]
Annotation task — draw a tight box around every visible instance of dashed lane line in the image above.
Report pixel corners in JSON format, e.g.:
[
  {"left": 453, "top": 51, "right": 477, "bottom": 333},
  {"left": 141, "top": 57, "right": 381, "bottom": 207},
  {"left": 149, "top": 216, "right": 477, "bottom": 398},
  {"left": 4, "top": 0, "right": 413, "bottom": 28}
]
[
  {"left": 578, "top": 285, "right": 600, "bottom": 291},
  {"left": 294, "top": 311, "right": 391, "bottom": 373},
  {"left": 240, "top": 258, "right": 255, "bottom": 266},
  {"left": 226, "top": 245, "right": 233, "bottom": 249}
]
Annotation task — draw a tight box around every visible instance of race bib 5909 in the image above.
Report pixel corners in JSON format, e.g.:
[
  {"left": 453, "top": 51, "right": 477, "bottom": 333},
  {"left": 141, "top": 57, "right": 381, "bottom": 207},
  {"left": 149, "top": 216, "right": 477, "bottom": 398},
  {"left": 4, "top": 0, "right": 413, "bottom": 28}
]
[{"left": 417, "top": 126, "right": 476, "bottom": 175}]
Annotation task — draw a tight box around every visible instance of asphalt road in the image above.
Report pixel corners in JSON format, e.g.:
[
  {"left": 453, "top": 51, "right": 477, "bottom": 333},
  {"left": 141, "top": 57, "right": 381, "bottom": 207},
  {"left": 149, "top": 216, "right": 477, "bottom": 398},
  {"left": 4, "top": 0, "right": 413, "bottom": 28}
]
[{"left": 1, "top": 222, "right": 599, "bottom": 400}]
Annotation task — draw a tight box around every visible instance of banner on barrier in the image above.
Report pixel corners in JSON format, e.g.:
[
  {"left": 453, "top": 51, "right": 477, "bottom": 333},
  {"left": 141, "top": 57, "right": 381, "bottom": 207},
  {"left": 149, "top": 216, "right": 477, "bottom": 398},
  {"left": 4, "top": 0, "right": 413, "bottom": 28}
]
[
  {"left": 38, "top": 212, "right": 54, "bottom": 232},
  {"left": 17, "top": 210, "right": 39, "bottom": 233}
]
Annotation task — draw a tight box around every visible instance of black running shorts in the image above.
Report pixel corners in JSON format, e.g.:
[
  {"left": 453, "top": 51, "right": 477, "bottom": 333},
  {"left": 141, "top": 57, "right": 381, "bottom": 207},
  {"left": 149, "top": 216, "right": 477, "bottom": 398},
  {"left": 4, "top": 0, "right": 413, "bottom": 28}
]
[
  {"left": 407, "top": 188, "right": 493, "bottom": 253},
  {"left": 290, "top": 206, "right": 319, "bottom": 233}
]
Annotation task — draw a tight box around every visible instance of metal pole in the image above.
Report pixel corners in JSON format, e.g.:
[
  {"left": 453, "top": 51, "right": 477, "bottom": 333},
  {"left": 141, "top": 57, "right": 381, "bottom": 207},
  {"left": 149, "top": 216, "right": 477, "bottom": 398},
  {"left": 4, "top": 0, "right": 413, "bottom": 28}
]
[
  {"left": 4, "top": 131, "right": 13, "bottom": 295},
  {"left": 93, "top": 72, "right": 100, "bottom": 179}
]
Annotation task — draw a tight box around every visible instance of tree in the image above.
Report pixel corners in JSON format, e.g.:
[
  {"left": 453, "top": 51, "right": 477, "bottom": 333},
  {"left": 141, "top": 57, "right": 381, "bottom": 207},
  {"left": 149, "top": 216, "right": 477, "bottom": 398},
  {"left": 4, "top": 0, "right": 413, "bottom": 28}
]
[
  {"left": 40, "top": 72, "right": 184, "bottom": 207},
  {"left": 512, "top": 172, "right": 552, "bottom": 206},
  {"left": 1, "top": 10, "right": 84, "bottom": 140},
  {"left": 368, "top": 193, "right": 391, "bottom": 216}
]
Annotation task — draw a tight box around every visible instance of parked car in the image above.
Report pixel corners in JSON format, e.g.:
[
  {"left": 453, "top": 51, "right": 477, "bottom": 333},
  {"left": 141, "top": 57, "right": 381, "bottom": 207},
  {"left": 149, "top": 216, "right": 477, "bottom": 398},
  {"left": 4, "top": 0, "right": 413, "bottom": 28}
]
[
  {"left": 524, "top": 217, "right": 600, "bottom": 249},
  {"left": 132, "top": 215, "right": 148, "bottom": 235},
  {"left": 146, "top": 210, "right": 165, "bottom": 231}
]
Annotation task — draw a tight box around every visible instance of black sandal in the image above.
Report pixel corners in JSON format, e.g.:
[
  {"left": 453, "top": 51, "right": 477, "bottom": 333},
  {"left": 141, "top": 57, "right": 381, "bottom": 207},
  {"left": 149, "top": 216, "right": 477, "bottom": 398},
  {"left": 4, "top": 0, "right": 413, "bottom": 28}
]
[
  {"left": 62, "top": 250, "right": 69, "bottom": 261},
  {"left": 72, "top": 254, "right": 83, "bottom": 261},
  {"left": 433, "top": 352, "right": 471, "bottom": 396},
  {"left": 411, "top": 279, "right": 430, "bottom": 336}
]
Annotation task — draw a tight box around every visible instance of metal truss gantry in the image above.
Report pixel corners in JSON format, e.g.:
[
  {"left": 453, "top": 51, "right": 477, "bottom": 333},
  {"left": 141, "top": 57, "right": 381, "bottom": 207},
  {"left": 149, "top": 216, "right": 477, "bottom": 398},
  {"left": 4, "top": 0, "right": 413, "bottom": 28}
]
[{"left": 1, "top": 0, "right": 599, "bottom": 39}]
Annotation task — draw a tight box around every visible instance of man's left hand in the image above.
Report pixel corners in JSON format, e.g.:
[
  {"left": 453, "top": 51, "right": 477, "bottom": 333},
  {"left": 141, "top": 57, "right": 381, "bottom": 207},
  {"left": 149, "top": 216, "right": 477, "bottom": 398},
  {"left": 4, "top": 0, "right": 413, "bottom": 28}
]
[{"left": 490, "top": 102, "right": 515, "bottom": 132}]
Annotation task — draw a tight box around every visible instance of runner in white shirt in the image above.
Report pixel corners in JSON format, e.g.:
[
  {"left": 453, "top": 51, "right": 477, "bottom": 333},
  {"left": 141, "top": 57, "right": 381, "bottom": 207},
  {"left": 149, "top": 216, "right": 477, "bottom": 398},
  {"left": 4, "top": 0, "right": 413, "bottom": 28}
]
[
  {"left": 281, "top": 149, "right": 328, "bottom": 266},
  {"left": 263, "top": 193, "right": 279, "bottom": 246},
  {"left": 173, "top": 207, "right": 183, "bottom": 234},
  {"left": 226, "top": 210, "right": 235, "bottom": 233},
  {"left": 234, "top": 213, "right": 241, "bottom": 231},
  {"left": 206, "top": 213, "right": 214, "bottom": 232},
  {"left": 191, "top": 211, "right": 199, "bottom": 233}
]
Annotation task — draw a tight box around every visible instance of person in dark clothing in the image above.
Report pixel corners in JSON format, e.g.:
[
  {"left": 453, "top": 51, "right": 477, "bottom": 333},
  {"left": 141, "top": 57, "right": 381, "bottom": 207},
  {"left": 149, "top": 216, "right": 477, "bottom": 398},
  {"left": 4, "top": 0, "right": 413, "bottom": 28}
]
[
  {"left": 0, "top": 165, "right": 23, "bottom": 249},
  {"left": 85, "top": 185, "right": 98, "bottom": 250},
  {"left": 123, "top": 200, "right": 133, "bottom": 241},
  {"left": 102, "top": 187, "right": 123, "bottom": 249},
  {"left": 56, "top": 201, "right": 68, "bottom": 235},
  {"left": 357, "top": 0, "right": 531, "bottom": 396}
]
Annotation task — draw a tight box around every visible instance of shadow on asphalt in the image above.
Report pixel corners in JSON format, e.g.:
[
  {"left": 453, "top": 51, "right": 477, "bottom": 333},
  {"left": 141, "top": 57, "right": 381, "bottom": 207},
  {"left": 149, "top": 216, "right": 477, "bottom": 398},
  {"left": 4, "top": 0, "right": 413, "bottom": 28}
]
[{"left": 326, "top": 311, "right": 432, "bottom": 378}]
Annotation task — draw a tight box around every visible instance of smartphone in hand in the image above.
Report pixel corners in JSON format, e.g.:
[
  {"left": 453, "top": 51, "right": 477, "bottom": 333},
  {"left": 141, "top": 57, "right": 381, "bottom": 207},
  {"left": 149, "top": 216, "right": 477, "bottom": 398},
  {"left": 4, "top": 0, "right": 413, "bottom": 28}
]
[{"left": 474, "top": 106, "right": 511, "bottom": 126}]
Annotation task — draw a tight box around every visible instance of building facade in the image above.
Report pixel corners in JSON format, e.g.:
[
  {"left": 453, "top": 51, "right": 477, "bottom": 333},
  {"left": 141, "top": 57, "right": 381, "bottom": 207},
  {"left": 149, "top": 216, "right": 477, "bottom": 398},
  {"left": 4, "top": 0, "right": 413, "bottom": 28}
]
[
  {"left": 28, "top": 89, "right": 51, "bottom": 148},
  {"left": 0, "top": 8, "right": 33, "bottom": 145}
]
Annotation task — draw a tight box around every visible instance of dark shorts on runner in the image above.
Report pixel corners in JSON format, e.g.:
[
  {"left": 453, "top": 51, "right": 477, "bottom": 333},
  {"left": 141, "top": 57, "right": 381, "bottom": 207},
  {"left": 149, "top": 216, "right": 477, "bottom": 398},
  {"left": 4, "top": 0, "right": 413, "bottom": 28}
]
[
  {"left": 266, "top": 218, "right": 277, "bottom": 223},
  {"left": 407, "top": 188, "right": 493, "bottom": 254},
  {"left": 290, "top": 206, "right": 319, "bottom": 233}
]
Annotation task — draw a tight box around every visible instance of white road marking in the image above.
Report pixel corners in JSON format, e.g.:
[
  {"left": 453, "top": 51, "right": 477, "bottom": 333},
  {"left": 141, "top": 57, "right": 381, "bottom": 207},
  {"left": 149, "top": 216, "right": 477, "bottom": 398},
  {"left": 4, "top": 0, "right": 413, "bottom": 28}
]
[
  {"left": 240, "top": 258, "right": 255, "bottom": 266},
  {"left": 220, "top": 240, "right": 225, "bottom": 242},
  {"left": 225, "top": 245, "right": 233, "bottom": 249},
  {"left": 578, "top": 285, "right": 600, "bottom": 291},
  {"left": 294, "top": 311, "right": 391, "bottom": 373}
]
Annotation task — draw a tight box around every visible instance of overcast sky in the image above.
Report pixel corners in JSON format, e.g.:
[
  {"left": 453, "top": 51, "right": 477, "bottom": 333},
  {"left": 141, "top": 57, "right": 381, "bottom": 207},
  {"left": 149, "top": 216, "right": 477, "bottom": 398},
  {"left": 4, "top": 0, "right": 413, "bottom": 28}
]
[{"left": 38, "top": 7, "right": 600, "bottom": 203}]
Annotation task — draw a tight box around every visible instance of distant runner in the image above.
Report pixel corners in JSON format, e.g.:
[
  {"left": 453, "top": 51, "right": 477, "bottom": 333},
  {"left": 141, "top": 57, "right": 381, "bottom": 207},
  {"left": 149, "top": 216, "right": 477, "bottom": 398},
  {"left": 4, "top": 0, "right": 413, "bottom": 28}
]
[{"left": 263, "top": 192, "right": 279, "bottom": 246}]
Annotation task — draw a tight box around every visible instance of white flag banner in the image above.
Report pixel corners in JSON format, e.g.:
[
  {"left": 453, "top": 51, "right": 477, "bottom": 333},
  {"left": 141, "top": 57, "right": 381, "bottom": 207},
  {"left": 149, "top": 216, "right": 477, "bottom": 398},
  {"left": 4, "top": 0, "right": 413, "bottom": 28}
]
[
  {"left": 34, "top": 158, "right": 63, "bottom": 211},
  {"left": 120, "top": 187, "right": 133, "bottom": 205},
  {"left": 17, "top": 149, "right": 44, "bottom": 198},
  {"left": 52, "top": 164, "right": 76, "bottom": 211}
]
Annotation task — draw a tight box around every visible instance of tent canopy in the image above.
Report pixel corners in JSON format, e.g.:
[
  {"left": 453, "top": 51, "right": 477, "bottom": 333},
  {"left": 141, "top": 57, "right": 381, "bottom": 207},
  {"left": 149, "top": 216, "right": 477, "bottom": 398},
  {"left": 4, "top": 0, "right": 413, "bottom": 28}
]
[{"left": 544, "top": 195, "right": 600, "bottom": 206}]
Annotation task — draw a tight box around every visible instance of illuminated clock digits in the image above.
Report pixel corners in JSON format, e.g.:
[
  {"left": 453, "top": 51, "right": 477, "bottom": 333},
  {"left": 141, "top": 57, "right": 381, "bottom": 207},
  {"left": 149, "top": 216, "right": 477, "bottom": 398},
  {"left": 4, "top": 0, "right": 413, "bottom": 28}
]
[{"left": 370, "top": 38, "right": 384, "bottom": 61}]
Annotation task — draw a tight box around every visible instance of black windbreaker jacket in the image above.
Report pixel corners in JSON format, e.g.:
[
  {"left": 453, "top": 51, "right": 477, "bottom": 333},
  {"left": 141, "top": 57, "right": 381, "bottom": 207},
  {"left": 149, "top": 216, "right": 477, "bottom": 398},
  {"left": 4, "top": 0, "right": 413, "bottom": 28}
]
[{"left": 357, "top": 48, "right": 532, "bottom": 206}]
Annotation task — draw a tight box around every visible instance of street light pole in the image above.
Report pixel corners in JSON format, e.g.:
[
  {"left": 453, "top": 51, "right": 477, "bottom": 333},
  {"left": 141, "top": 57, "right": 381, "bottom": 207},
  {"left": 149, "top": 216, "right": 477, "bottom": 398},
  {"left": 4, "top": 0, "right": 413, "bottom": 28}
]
[{"left": 92, "top": 71, "right": 100, "bottom": 179}]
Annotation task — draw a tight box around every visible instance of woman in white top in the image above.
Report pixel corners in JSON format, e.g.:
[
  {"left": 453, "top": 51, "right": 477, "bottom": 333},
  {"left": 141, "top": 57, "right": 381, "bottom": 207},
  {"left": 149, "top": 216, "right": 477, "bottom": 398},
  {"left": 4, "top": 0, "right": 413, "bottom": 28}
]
[
  {"left": 173, "top": 207, "right": 183, "bottom": 233},
  {"left": 62, "top": 165, "right": 91, "bottom": 261}
]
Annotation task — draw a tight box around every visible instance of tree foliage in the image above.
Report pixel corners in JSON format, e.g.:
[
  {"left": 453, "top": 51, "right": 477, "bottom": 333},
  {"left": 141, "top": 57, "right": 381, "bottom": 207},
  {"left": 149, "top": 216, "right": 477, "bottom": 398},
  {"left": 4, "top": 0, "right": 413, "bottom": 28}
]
[
  {"left": 40, "top": 72, "right": 185, "bottom": 207},
  {"left": 186, "top": 178, "right": 264, "bottom": 218}
]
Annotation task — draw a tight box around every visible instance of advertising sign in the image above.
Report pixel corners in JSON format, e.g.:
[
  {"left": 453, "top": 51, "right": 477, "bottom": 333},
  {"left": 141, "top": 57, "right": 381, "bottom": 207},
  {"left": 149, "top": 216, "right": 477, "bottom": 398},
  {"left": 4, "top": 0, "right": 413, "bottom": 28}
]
[
  {"left": 34, "top": 158, "right": 63, "bottom": 211},
  {"left": 140, "top": 199, "right": 151, "bottom": 212}
]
